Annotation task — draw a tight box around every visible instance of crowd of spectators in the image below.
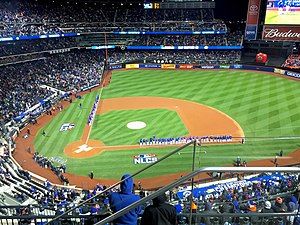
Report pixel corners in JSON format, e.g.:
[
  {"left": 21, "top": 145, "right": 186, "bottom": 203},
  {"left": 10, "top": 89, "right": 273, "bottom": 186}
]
[
  {"left": 0, "top": 0, "right": 227, "bottom": 37},
  {"left": 33, "top": 152, "right": 67, "bottom": 184},
  {"left": 0, "top": 37, "right": 77, "bottom": 57},
  {"left": 130, "top": 33, "right": 242, "bottom": 46},
  {"left": 283, "top": 54, "right": 300, "bottom": 69},
  {"left": 1, "top": 130, "right": 300, "bottom": 224},
  {"left": 0, "top": 50, "right": 104, "bottom": 123},
  {"left": 174, "top": 172, "right": 300, "bottom": 224},
  {"left": 0, "top": 142, "right": 84, "bottom": 214},
  {"left": 62, "top": 20, "right": 227, "bottom": 34},
  {"left": 108, "top": 50, "right": 241, "bottom": 65}
]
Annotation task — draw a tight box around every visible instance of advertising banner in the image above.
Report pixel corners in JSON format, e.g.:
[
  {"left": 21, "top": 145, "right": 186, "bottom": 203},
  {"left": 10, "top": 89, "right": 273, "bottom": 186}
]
[
  {"left": 232, "top": 64, "right": 243, "bottom": 69},
  {"left": 219, "top": 65, "right": 231, "bottom": 69},
  {"left": 244, "top": 0, "right": 261, "bottom": 40},
  {"left": 179, "top": 64, "right": 194, "bottom": 69},
  {"left": 245, "top": 25, "right": 258, "bottom": 40},
  {"left": 139, "top": 64, "right": 162, "bottom": 69},
  {"left": 114, "top": 31, "right": 226, "bottom": 35},
  {"left": 0, "top": 33, "right": 79, "bottom": 42},
  {"left": 161, "top": 64, "right": 176, "bottom": 69},
  {"left": 127, "top": 46, "right": 242, "bottom": 50},
  {"left": 125, "top": 64, "right": 139, "bottom": 69},
  {"left": 262, "top": 26, "right": 300, "bottom": 41},
  {"left": 246, "top": 0, "right": 261, "bottom": 25},
  {"left": 242, "top": 65, "right": 274, "bottom": 72},
  {"left": 201, "top": 66, "right": 218, "bottom": 69},
  {"left": 177, "top": 173, "right": 291, "bottom": 199},
  {"left": 274, "top": 68, "right": 286, "bottom": 75},
  {"left": 285, "top": 71, "right": 300, "bottom": 79},
  {"left": 109, "top": 64, "right": 122, "bottom": 70}
]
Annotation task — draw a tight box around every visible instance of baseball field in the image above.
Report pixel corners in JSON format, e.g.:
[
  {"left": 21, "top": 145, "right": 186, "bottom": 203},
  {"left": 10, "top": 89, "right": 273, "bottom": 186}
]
[{"left": 33, "top": 69, "right": 300, "bottom": 180}]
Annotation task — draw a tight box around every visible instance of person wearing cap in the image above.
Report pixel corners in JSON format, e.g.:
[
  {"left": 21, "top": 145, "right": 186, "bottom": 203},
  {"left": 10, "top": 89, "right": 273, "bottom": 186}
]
[
  {"left": 261, "top": 201, "right": 274, "bottom": 213},
  {"left": 109, "top": 174, "right": 141, "bottom": 225},
  {"left": 247, "top": 204, "right": 259, "bottom": 224},
  {"left": 260, "top": 200, "right": 275, "bottom": 224},
  {"left": 273, "top": 197, "right": 288, "bottom": 213}
]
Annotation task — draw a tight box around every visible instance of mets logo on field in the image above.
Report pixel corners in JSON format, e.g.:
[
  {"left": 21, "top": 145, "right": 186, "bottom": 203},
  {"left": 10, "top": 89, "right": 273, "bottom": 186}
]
[
  {"left": 60, "top": 123, "right": 75, "bottom": 132},
  {"left": 133, "top": 154, "right": 158, "bottom": 164}
]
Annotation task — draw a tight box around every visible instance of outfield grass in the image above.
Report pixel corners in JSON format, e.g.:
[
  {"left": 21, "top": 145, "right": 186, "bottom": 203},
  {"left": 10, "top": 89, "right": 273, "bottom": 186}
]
[{"left": 35, "top": 70, "right": 300, "bottom": 179}]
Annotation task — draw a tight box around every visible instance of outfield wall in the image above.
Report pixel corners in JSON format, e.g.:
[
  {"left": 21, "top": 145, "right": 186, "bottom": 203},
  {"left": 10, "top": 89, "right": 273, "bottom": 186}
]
[{"left": 109, "top": 63, "right": 300, "bottom": 79}]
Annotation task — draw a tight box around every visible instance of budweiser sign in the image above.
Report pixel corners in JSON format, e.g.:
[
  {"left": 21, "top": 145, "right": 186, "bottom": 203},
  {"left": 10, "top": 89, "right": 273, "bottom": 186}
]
[{"left": 263, "top": 26, "right": 300, "bottom": 41}]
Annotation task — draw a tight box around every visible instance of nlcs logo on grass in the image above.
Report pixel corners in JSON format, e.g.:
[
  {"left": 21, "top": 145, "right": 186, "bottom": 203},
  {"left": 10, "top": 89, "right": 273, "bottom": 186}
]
[
  {"left": 60, "top": 123, "right": 75, "bottom": 132},
  {"left": 133, "top": 154, "right": 158, "bottom": 164}
]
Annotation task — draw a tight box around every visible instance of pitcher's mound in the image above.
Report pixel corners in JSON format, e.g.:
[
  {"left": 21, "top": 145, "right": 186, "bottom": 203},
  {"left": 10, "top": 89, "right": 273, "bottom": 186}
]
[{"left": 127, "top": 121, "right": 146, "bottom": 130}]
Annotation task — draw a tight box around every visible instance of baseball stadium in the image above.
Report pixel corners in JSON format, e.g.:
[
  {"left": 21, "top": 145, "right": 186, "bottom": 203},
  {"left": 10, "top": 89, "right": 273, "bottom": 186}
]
[{"left": 0, "top": 0, "right": 300, "bottom": 224}]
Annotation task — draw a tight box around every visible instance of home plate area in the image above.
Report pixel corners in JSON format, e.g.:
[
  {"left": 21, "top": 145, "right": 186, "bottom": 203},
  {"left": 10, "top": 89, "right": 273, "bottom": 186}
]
[
  {"left": 74, "top": 144, "right": 93, "bottom": 153},
  {"left": 64, "top": 140, "right": 105, "bottom": 158}
]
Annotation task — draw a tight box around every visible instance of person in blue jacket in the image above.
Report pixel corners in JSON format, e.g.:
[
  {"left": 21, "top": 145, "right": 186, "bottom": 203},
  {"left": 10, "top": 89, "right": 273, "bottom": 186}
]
[{"left": 109, "top": 174, "right": 142, "bottom": 225}]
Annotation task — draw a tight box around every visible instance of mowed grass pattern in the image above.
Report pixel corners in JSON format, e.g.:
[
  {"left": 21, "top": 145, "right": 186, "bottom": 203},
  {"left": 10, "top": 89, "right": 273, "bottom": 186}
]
[
  {"left": 35, "top": 91, "right": 99, "bottom": 156},
  {"left": 90, "top": 109, "right": 188, "bottom": 146},
  {"left": 35, "top": 70, "right": 300, "bottom": 179},
  {"left": 102, "top": 70, "right": 300, "bottom": 137}
]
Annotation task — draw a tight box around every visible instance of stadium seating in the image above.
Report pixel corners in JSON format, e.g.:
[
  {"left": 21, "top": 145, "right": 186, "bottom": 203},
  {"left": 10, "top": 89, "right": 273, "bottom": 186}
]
[
  {"left": 108, "top": 50, "right": 241, "bottom": 65},
  {"left": 283, "top": 54, "right": 300, "bottom": 69},
  {"left": 0, "top": 51, "right": 104, "bottom": 122},
  {"left": 1, "top": 1, "right": 299, "bottom": 225},
  {"left": 0, "top": 1, "right": 224, "bottom": 38},
  {"left": 129, "top": 33, "right": 243, "bottom": 47}
]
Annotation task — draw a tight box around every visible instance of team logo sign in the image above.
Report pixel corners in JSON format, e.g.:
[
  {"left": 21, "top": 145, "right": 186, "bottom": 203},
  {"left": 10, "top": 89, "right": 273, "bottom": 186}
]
[
  {"left": 133, "top": 154, "right": 158, "bottom": 164},
  {"left": 60, "top": 123, "right": 75, "bottom": 132},
  {"left": 250, "top": 4, "right": 258, "bottom": 12},
  {"left": 49, "top": 156, "right": 67, "bottom": 164}
]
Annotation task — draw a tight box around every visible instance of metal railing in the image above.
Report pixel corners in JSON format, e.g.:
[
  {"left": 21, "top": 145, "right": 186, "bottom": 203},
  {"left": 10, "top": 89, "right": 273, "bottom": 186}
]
[
  {"left": 46, "top": 141, "right": 196, "bottom": 224},
  {"left": 95, "top": 167, "right": 300, "bottom": 225}
]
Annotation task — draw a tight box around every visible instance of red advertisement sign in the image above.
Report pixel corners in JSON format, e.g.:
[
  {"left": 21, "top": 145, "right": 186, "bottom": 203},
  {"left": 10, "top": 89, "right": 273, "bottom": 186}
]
[
  {"left": 179, "top": 64, "right": 193, "bottom": 69},
  {"left": 262, "top": 26, "right": 300, "bottom": 41},
  {"left": 246, "top": 0, "right": 261, "bottom": 25}
]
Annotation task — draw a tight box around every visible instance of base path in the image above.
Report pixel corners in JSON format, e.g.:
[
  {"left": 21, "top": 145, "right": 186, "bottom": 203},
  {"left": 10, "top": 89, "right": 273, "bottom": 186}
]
[{"left": 64, "top": 96, "right": 244, "bottom": 158}]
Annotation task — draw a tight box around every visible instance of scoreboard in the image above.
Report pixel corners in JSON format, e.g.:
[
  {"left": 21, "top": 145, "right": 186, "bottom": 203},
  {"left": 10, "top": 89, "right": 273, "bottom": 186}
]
[
  {"left": 143, "top": 0, "right": 215, "bottom": 9},
  {"left": 144, "top": 1, "right": 161, "bottom": 9}
]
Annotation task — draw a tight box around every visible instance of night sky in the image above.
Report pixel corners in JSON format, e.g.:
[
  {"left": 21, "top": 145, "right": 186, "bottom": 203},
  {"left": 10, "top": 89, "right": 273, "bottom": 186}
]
[{"left": 215, "top": 0, "right": 249, "bottom": 21}]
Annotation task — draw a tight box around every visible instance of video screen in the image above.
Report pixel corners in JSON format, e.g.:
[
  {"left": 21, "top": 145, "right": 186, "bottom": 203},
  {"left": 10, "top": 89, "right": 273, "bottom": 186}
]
[
  {"left": 265, "top": 0, "right": 300, "bottom": 24},
  {"left": 144, "top": 0, "right": 161, "bottom": 9}
]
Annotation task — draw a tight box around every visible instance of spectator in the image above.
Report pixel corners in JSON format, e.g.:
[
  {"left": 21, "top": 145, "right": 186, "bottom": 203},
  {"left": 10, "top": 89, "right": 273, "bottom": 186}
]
[
  {"left": 109, "top": 174, "right": 141, "bottom": 225},
  {"left": 273, "top": 197, "right": 288, "bottom": 212},
  {"left": 140, "top": 193, "right": 177, "bottom": 225}
]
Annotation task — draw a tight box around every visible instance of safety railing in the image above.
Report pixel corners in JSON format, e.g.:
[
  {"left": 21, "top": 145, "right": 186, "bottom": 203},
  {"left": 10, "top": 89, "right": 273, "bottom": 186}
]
[
  {"left": 95, "top": 167, "right": 300, "bottom": 225},
  {"left": 46, "top": 141, "right": 196, "bottom": 224}
]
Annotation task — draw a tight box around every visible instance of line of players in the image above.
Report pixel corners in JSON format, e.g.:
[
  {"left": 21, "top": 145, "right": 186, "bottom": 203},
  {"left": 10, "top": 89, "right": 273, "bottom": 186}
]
[
  {"left": 139, "top": 135, "right": 233, "bottom": 146},
  {"left": 278, "top": 0, "right": 294, "bottom": 15}
]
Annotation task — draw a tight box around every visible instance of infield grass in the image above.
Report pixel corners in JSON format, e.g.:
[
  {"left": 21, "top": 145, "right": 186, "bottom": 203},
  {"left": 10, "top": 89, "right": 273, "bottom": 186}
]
[
  {"left": 90, "top": 109, "right": 188, "bottom": 146},
  {"left": 34, "top": 69, "right": 300, "bottom": 179}
]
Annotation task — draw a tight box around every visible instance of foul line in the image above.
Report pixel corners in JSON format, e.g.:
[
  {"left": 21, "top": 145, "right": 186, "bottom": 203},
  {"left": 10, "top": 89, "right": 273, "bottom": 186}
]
[{"left": 84, "top": 83, "right": 105, "bottom": 144}]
